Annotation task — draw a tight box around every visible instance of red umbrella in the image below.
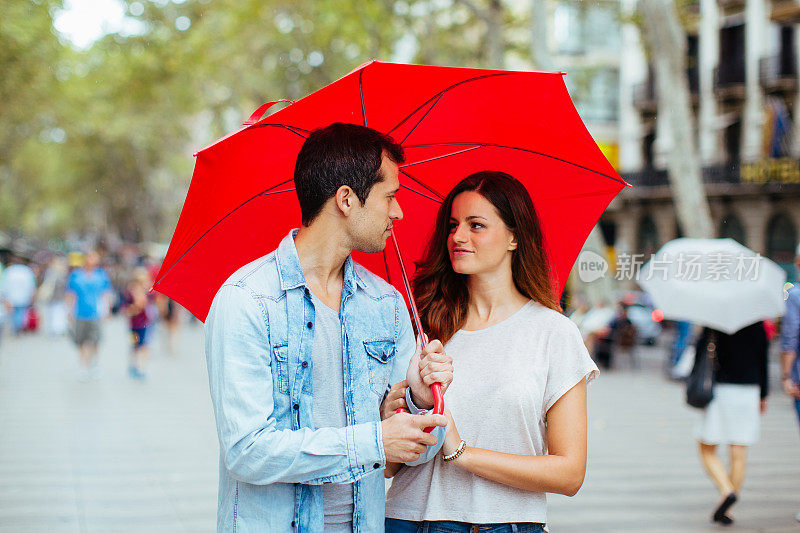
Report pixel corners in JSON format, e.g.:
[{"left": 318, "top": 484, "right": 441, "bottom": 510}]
[{"left": 153, "top": 60, "right": 627, "bottom": 420}]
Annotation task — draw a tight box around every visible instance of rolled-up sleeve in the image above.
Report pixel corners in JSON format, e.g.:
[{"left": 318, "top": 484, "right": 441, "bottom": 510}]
[{"left": 205, "top": 284, "right": 384, "bottom": 486}]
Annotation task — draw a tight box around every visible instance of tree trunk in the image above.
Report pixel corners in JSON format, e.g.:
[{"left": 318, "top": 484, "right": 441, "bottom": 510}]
[
  {"left": 486, "top": 0, "right": 505, "bottom": 68},
  {"left": 639, "top": 0, "right": 714, "bottom": 239},
  {"left": 530, "top": 0, "right": 551, "bottom": 71}
]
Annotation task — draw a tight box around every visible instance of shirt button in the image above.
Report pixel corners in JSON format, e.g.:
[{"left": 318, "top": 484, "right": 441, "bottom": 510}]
[
  {"left": 301, "top": 361, "right": 308, "bottom": 368},
  {"left": 373, "top": 463, "right": 381, "bottom": 469},
  {"left": 381, "top": 354, "right": 388, "bottom": 361},
  {"left": 293, "top": 404, "right": 299, "bottom": 410},
  {"left": 291, "top": 520, "right": 296, "bottom": 527},
  {"left": 307, "top": 322, "right": 313, "bottom": 329}
]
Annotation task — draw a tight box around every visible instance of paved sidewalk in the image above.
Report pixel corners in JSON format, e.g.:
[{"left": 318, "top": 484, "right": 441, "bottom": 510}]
[
  {"left": 0, "top": 318, "right": 218, "bottom": 533},
  {"left": 548, "top": 348, "right": 800, "bottom": 532},
  {"left": 1, "top": 318, "right": 799, "bottom": 532}
]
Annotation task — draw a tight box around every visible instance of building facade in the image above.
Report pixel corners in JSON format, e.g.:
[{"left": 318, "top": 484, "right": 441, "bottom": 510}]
[{"left": 608, "top": 0, "right": 800, "bottom": 282}]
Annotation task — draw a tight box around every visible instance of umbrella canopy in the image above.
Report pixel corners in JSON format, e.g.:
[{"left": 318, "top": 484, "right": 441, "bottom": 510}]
[
  {"left": 637, "top": 238, "right": 787, "bottom": 334},
  {"left": 153, "top": 60, "right": 626, "bottom": 321}
]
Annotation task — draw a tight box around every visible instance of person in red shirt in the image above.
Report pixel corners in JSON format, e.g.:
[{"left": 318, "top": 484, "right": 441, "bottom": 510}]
[{"left": 124, "top": 268, "right": 155, "bottom": 380}]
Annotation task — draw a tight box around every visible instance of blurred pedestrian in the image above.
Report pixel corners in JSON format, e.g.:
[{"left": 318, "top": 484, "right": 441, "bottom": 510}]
[
  {"left": 66, "top": 251, "right": 113, "bottom": 381},
  {"left": 123, "top": 267, "right": 155, "bottom": 380},
  {"left": 37, "top": 256, "right": 70, "bottom": 337},
  {"left": 693, "top": 322, "right": 769, "bottom": 526},
  {"left": 157, "top": 296, "right": 181, "bottom": 355},
  {"left": 0, "top": 256, "right": 37, "bottom": 336},
  {"left": 594, "top": 304, "right": 637, "bottom": 370},
  {"left": 779, "top": 243, "right": 800, "bottom": 521}
]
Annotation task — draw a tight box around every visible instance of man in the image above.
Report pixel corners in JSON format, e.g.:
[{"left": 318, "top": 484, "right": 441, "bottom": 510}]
[
  {"left": 205, "top": 123, "right": 454, "bottom": 532},
  {"left": 66, "top": 251, "right": 113, "bottom": 381},
  {"left": 0, "top": 256, "right": 37, "bottom": 335},
  {"left": 781, "top": 243, "right": 800, "bottom": 521}
]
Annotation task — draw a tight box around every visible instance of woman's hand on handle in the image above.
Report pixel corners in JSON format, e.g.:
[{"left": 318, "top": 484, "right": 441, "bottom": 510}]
[{"left": 406, "top": 336, "right": 453, "bottom": 409}]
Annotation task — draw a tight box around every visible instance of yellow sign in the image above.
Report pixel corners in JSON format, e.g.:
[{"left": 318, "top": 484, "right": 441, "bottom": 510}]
[
  {"left": 741, "top": 158, "right": 800, "bottom": 184},
  {"left": 597, "top": 143, "right": 619, "bottom": 170}
]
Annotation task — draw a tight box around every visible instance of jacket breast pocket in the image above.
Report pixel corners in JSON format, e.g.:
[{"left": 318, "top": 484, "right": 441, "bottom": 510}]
[
  {"left": 272, "top": 344, "right": 290, "bottom": 395},
  {"left": 363, "top": 339, "right": 397, "bottom": 397}
]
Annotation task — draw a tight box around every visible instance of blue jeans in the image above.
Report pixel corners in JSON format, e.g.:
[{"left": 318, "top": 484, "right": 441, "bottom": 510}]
[{"left": 385, "top": 518, "right": 546, "bottom": 533}]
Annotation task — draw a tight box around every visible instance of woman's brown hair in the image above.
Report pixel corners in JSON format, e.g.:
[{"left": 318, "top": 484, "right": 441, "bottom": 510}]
[{"left": 412, "top": 171, "right": 560, "bottom": 345}]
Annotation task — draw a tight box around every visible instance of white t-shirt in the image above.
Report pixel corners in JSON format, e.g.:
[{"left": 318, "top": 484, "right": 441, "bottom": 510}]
[
  {"left": 310, "top": 295, "right": 353, "bottom": 531},
  {"left": 385, "top": 300, "right": 598, "bottom": 525}
]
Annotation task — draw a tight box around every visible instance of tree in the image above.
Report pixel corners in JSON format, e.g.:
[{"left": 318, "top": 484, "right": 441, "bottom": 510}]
[{"left": 638, "top": 0, "right": 714, "bottom": 239}]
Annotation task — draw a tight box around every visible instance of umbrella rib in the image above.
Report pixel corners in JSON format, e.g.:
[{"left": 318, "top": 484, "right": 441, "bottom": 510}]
[
  {"left": 399, "top": 169, "right": 445, "bottom": 201},
  {"left": 399, "top": 93, "right": 444, "bottom": 145},
  {"left": 399, "top": 183, "right": 442, "bottom": 203},
  {"left": 403, "top": 142, "right": 626, "bottom": 185},
  {"left": 387, "top": 73, "right": 514, "bottom": 138},
  {"left": 400, "top": 145, "right": 482, "bottom": 168},
  {"left": 359, "top": 69, "right": 368, "bottom": 127},
  {"left": 153, "top": 179, "right": 296, "bottom": 287},
  {"left": 251, "top": 123, "right": 310, "bottom": 140}
]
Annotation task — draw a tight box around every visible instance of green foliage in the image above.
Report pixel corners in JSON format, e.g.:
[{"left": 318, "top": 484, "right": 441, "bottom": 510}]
[{"left": 0, "top": 0, "right": 612, "bottom": 242}]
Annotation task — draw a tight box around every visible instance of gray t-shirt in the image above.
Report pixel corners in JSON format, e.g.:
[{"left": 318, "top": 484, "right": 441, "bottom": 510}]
[
  {"left": 311, "top": 295, "right": 353, "bottom": 531},
  {"left": 385, "top": 301, "right": 598, "bottom": 524}
]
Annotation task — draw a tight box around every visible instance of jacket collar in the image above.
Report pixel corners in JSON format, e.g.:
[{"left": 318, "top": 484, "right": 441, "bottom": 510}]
[{"left": 275, "top": 229, "right": 366, "bottom": 294}]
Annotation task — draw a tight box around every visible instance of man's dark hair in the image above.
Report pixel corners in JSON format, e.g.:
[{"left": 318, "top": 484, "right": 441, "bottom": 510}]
[{"left": 293, "top": 122, "right": 404, "bottom": 226}]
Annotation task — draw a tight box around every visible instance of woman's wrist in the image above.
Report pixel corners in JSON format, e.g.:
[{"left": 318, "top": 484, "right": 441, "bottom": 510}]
[{"left": 443, "top": 440, "right": 467, "bottom": 462}]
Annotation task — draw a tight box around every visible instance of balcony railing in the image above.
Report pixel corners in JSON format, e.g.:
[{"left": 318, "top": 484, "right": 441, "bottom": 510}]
[
  {"left": 718, "top": 0, "right": 745, "bottom": 10},
  {"left": 623, "top": 168, "right": 669, "bottom": 187},
  {"left": 623, "top": 163, "right": 741, "bottom": 188}
]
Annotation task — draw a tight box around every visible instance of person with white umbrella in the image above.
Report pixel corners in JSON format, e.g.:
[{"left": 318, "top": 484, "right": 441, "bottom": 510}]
[
  {"left": 691, "top": 322, "right": 769, "bottom": 526},
  {"left": 638, "top": 238, "right": 785, "bottom": 526}
]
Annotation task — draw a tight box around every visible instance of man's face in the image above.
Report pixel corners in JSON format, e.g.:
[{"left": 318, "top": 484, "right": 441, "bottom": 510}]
[{"left": 348, "top": 152, "right": 404, "bottom": 253}]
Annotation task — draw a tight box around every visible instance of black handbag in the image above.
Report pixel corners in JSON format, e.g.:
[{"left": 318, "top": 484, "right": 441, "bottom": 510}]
[{"left": 686, "top": 332, "right": 717, "bottom": 409}]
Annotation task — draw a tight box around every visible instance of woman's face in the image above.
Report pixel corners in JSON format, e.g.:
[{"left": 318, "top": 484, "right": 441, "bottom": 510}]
[{"left": 447, "top": 191, "right": 517, "bottom": 276}]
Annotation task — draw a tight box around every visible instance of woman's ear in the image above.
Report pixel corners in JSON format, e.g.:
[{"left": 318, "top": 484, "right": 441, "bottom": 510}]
[{"left": 508, "top": 233, "right": 518, "bottom": 251}]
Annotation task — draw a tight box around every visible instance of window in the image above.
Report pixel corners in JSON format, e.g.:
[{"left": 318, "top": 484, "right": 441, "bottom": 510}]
[{"left": 637, "top": 215, "right": 660, "bottom": 257}]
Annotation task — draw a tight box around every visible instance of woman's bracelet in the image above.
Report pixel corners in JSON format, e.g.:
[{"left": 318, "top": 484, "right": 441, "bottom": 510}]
[{"left": 443, "top": 440, "right": 467, "bottom": 462}]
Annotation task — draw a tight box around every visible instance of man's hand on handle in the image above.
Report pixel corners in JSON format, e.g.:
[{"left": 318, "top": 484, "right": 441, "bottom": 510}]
[
  {"left": 381, "top": 380, "right": 408, "bottom": 420},
  {"left": 381, "top": 412, "right": 447, "bottom": 463}
]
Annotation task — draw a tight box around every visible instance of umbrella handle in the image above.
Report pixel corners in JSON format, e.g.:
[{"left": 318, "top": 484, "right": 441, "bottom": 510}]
[
  {"left": 389, "top": 228, "right": 444, "bottom": 433},
  {"left": 243, "top": 100, "right": 295, "bottom": 125},
  {"left": 395, "top": 384, "right": 443, "bottom": 434}
]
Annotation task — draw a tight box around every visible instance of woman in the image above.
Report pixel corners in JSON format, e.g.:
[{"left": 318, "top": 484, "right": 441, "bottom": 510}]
[
  {"left": 693, "top": 322, "right": 768, "bottom": 526},
  {"left": 384, "top": 171, "right": 598, "bottom": 533}
]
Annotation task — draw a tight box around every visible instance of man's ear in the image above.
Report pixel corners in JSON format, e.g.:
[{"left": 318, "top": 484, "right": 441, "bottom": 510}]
[{"left": 335, "top": 185, "right": 355, "bottom": 216}]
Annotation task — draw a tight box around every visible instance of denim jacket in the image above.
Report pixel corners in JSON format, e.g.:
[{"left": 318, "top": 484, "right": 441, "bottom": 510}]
[{"left": 205, "top": 230, "right": 444, "bottom": 532}]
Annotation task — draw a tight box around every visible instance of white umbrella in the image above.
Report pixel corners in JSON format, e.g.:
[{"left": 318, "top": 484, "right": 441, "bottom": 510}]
[{"left": 637, "top": 238, "right": 786, "bottom": 334}]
